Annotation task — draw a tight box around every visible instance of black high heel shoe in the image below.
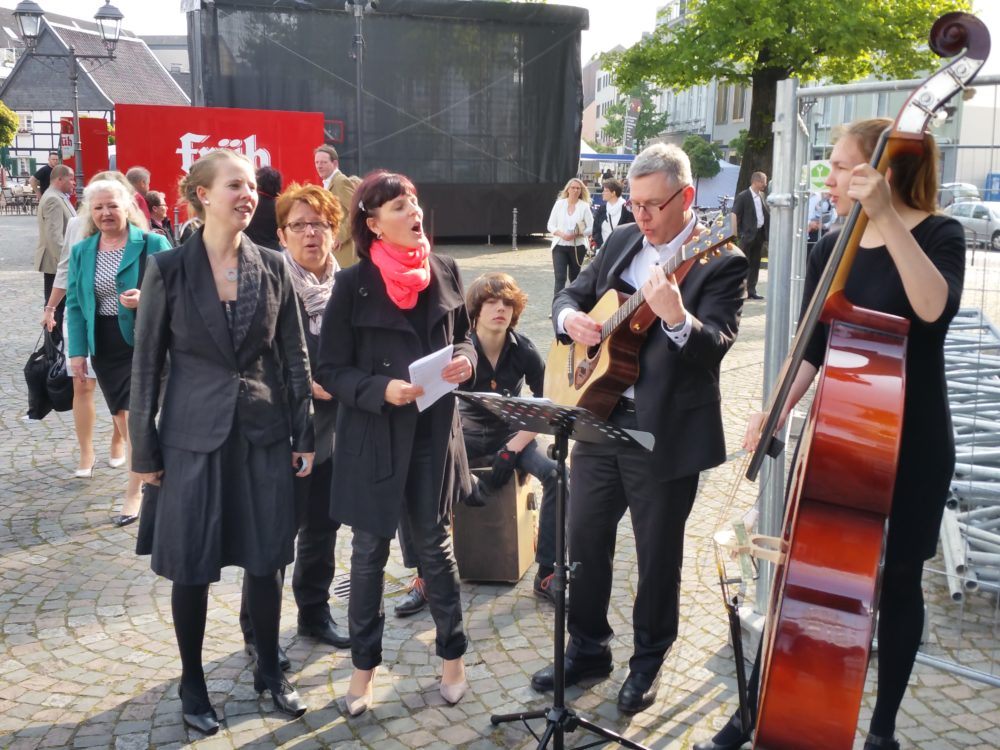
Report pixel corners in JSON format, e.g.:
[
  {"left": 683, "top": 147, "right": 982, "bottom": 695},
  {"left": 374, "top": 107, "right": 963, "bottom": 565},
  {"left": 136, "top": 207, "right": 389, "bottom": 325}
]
[
  {"left": 178, "top": 683, "right": 220, "bottom": 736},
  {"left": 253, "top": 668, "right": 307, "bottom": 718},
  {"left": 863, "top": 734, "right": 900, "bottom": 750}
]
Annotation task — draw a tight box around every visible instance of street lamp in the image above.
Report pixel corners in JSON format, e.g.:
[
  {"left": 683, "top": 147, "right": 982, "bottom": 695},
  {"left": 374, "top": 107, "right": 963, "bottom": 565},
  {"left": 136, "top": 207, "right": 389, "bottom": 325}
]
[
  {"left": 14, "top": 1, "right": 125, "bottom": 200},
  {"left": 346, "top": 0, "right": 375, "bottom": 175}
]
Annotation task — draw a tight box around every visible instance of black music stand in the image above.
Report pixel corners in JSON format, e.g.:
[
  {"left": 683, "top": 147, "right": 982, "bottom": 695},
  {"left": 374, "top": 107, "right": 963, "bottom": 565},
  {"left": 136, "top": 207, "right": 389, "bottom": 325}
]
[{"left": 456, "top": 392, "right": 654, "bottom": 750}]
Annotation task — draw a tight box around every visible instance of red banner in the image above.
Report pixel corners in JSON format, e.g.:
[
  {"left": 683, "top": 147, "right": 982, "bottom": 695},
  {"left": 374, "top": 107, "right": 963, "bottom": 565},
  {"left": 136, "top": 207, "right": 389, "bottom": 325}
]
[
  {"left": 115, "top": 104, "right": 325, "bottom": 219},
  {"left": 60, "top": 116, "right": 111, "bottom": 188}
]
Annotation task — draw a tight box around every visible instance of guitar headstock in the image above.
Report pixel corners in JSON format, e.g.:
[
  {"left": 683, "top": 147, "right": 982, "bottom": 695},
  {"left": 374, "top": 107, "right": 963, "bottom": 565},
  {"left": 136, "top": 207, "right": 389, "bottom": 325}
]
[{"left": 678, "top": 212, "right": 738, "bottom": 267}]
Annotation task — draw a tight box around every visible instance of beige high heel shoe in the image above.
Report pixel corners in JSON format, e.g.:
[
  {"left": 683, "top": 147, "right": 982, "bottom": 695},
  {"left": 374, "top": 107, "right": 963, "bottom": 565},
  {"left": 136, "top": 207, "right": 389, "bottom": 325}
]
[
  {"left": 344, "top": 667, "right": 376, "bottom": 717},
  {"left": 439, "top": 658, "right": 469, "bottom": 705}
]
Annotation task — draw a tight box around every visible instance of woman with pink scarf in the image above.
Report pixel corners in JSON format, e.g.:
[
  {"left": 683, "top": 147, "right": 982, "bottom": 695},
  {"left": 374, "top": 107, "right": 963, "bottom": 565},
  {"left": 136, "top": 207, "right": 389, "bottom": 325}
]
[{"left": 315, "top": 170, "right": 476, "bottom": 716}]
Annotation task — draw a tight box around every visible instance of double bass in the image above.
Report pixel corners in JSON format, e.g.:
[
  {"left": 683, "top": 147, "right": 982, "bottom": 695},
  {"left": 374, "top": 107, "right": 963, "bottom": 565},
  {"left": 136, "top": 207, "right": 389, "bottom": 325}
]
[{"left": 746, "top": 13, "right": 991, "bottom": 750}]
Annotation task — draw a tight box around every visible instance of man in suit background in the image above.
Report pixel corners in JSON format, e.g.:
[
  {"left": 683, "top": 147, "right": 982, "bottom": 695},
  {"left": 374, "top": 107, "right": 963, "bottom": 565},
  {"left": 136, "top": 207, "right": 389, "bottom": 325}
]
[
  {"left": 732, "top": 171, "right": 769, "bottom": 300},
  {"left": 532, "top": 143, "right": 747, "bottom": 714},
  {"left": 313, "top": 145, "right": 358, "bottom": 268},
  {"left": 36, "top": 164, "right": 76, "bottom": 329}
]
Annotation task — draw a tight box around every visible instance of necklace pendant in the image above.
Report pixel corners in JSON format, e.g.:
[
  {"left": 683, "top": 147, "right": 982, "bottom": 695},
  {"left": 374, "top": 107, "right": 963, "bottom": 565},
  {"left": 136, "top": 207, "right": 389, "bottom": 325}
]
[
  {"left": 224, "top": 268, "right": 238, "bottom": 282},
  {"left": 490, "top": 379, "right": 497, "bottom": 390}
]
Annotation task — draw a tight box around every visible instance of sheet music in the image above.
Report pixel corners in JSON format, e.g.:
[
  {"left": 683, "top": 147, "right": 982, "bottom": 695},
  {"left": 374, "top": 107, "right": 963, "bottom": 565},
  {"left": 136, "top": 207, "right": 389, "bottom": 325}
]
[{"left": 408, "top": 344, "right": 455, "bottom": 412}]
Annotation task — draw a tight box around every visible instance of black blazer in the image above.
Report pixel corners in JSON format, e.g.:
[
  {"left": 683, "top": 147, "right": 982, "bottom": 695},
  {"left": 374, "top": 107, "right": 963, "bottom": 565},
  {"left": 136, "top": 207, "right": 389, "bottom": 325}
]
[
  {"left": 130, "top": 233, "right": 314, "bottom": 473},
  {"left": 732, "top": 186, "right": 769, "bottom": 247},
  {"left": 315, "top": 254, "right": 476, "bottom": 539},
  {"left": 552, "top": 222, "right": 747, "bottom": 481},
  {"left": 592, "top": 201, "right": 635, "bottom": 249}
]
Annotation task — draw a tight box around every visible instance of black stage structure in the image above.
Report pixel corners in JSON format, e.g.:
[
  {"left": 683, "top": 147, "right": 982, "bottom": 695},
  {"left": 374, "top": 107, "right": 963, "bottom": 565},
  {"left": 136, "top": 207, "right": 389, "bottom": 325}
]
[{"left": 187, "top": 0, "right": 588, "bottom": 237}]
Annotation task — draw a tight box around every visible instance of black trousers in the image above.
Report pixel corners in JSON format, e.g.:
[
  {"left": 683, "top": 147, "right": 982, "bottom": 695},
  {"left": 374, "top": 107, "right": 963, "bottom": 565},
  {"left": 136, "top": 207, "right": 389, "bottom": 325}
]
[
  {"left": 565, "top": 404, "right": 699, "bottom": 675},
  {"left": 741, "top": 228, "right": 766, "bottom": 296},
  {"left": 552, "top": 244, "right": 584, "bottom": 298},
  {"left": 239, "top": 457, "right": 341, "bottom": 639},
  {"left": 43, "top": 272, "right": 65, "bottom": 330},
  {"left": 349, "top": 436, "right": 466, "bottom": 670}
]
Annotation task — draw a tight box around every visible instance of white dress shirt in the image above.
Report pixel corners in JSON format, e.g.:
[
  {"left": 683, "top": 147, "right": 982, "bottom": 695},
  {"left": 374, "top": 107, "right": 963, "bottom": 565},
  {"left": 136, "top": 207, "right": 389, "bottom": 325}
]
[
  {"left": 558, "top": 213, "right": 698, "bottom": 398},
  {"left": 751, "top": 188, "right": 765, "bottom": 229}
]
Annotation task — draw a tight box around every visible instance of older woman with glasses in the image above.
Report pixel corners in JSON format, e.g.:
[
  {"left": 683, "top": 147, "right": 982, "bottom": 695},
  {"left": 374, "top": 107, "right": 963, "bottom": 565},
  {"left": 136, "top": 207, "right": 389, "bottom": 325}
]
[
  {"left": 238, "top": 182, "right": 351, "bottom": 666},
  {"left": 547, "top": 177, "right": 593, "bottom": 300}
]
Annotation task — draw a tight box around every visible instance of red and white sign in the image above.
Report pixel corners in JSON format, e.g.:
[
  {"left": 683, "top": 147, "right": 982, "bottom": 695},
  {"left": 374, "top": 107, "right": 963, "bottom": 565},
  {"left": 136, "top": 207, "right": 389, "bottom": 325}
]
[{"left": 115, "top": 104, "right": 325, "bottom": 217}]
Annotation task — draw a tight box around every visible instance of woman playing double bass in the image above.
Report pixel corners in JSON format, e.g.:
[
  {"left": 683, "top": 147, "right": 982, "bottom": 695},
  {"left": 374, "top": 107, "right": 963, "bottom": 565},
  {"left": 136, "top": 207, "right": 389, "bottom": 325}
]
[{"left": 694, "top": 117, "right": 966, "bottom": 750}]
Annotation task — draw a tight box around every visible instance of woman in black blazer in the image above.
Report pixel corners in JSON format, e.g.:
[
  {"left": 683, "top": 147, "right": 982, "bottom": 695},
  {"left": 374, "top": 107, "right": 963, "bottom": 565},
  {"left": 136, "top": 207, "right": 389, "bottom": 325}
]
[
  {"left": 316, "top": 170, "right": 476, "bottom": 716},
  {"left": 130, "top": 150, "right": 313, "bottom": 734}
]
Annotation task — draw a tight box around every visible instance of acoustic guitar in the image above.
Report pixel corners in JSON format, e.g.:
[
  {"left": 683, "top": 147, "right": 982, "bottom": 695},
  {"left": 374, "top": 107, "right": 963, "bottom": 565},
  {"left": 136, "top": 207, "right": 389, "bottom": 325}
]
[{"left": 544, "top": 212, "right": 737, "bottom": 419}]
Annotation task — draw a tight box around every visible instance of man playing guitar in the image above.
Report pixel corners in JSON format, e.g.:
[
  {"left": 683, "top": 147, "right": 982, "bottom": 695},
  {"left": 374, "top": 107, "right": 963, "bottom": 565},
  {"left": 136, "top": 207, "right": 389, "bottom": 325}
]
[{"left": 530, "top": 143, "right": 748, "bottom": 713}]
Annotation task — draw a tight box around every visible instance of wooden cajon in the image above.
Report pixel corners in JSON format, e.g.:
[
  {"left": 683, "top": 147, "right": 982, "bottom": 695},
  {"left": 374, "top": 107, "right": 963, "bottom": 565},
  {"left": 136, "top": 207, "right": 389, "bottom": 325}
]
[{"left": 452, "top": 468, "right": 536, "bottom": 582}]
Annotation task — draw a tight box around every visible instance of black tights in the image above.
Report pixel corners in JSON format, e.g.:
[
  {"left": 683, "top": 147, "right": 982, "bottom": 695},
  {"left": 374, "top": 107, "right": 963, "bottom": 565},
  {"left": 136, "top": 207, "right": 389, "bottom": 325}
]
[
  {"left": 869, "top": 558, "right": 926, "bottom": 739},
  {"left": 172, "top": 571, "right": 283, "bottom": 707}
]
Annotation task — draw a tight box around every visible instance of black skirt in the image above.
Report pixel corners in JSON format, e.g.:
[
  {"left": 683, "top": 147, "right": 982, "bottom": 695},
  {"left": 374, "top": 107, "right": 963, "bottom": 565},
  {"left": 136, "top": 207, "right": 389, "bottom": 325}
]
[
  {"left": 91, "top": 314, "right": 133, "bottom": 414},
  {"left": 139, "top": 420, "right": 297, "bottom": 585}
]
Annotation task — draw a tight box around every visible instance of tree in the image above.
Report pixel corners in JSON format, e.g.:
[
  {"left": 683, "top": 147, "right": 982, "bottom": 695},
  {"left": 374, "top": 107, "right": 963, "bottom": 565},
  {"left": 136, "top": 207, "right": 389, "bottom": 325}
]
[
  {"left": 682, "top": 135, "right": 722, "bottom": 198},
  {"left": 600, "top": 82, "right": 669, "bottom": 152},
  {"left": 611, "top": 0, "right": 971, "bottom": 192},
  {"left": 729, "top": 129, "right": 748, "bottom": 163},
  {"left": 0, "top": 100, "right": 17, "bottom": 150}
]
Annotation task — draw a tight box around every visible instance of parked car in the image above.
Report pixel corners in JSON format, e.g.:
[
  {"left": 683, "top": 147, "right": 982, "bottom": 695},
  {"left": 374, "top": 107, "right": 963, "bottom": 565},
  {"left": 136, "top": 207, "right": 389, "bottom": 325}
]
[
  {"left": 939, "top": 182, "right": 981, "bottom": 207},
  {"left": 944, "top": 200, "right": 1000, "bottom": 251}
]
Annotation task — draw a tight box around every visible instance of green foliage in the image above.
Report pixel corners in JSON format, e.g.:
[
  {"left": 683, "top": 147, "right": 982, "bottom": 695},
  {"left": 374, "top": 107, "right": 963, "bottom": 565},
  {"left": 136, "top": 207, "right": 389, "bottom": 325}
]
[
  {"left": 600, "top": 82, "right": 669, "bottom": 152},
  {"left": 729, "top": 129, "right": 748, "bottom": 161},
  {"left": 0, "top": 100, "right": 17, "bottom": 150},
  {"left": 614, "top": 0, "right": 972, "bottom": 91},
  {"left": 682, "top": 135, "right": 722, "bottom": 180},
  {"left": 612, "top": 0, "right": 971, "bottom": 187}
]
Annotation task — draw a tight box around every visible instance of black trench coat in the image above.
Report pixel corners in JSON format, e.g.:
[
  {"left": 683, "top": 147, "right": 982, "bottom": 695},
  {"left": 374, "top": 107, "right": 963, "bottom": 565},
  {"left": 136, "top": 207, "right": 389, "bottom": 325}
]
[{"left": 315, "top": 254, "right": 476, "bottom": 539}]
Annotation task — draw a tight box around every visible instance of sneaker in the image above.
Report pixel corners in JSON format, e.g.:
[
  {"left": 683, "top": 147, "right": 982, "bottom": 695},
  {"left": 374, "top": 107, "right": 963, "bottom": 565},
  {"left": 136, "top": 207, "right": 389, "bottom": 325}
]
[
  {"left": 394, "top": 576, "right": 428, "bottom": 618},
  {"left": 533, "top": 571, "right": 555, "bottom": 604}
]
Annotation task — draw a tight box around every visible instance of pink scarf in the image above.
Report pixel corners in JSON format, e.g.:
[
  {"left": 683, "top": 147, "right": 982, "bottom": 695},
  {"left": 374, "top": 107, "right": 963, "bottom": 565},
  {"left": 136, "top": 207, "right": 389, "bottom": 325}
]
[{"left": 369, "top": 237, "right": 431, "bottom": 309}]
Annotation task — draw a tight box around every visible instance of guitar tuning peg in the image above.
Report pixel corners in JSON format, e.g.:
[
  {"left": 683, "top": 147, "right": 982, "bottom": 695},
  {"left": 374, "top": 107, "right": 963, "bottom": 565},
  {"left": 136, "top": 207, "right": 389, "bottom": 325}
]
[{"left": 700, "top": 256, "right": 709, "bottom": 265}]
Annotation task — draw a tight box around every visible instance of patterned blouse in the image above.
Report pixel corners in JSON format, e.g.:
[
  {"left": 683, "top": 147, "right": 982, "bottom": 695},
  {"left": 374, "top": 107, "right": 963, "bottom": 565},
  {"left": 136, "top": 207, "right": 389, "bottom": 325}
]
[{"left": 94, "top": 248, "right": 124, "bottom": 316}]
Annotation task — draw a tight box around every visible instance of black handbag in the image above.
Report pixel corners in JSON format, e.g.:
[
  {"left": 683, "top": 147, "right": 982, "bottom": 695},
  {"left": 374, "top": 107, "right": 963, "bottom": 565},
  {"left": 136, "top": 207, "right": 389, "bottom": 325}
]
[
  {"left": 24, "top": 333, "right": 53, "bottom": 420},
  {"left": 45, "top": 329, "right": 74, "bottom": 412}
]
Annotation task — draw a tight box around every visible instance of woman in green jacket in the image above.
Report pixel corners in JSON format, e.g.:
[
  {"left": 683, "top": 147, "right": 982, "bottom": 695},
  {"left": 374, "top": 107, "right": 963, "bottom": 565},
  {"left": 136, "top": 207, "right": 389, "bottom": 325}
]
[{"left": 66, "top": 178, "right": 171, "bottom": 526}]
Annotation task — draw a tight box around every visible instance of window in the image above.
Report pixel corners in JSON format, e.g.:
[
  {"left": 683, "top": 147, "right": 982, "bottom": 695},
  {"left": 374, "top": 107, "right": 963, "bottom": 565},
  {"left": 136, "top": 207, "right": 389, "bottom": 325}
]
[
  {"left": 731, "top": 85, "right": 746, "bottom": 121},
  {"left": 973, "top": 206, "right": 988, "bottom": 220},
  {"left": 715, "top": 86, "right": 729, "bottom": 125},
  {"left": 16, "top": 112, "right": 32, "bottom": 134}
]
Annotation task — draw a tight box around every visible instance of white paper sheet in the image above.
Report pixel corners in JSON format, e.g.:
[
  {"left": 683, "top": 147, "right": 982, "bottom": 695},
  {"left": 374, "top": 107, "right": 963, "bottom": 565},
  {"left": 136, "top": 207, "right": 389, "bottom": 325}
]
[{"left": 408, "top": 344, "right": 456, "bottom": 412}]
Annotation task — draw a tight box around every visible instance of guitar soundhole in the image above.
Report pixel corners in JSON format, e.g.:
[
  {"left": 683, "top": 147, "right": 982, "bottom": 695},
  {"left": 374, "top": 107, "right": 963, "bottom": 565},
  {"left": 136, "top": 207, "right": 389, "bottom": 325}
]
[{"left": 586, "top": 345, "right": 600, "bottom": 359}]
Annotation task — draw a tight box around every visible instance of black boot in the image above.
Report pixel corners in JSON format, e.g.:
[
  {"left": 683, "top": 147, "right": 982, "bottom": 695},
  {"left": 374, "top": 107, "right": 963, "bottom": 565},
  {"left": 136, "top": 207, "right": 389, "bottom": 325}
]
[
  {"left": 692, "top": 713, "right": 750, "bottom": 750},
  {"left": 178, "top": 682, "right": 220, "bottom": 736},
  {"left": 253, "top": 668, "right": 307, "bottom": 718},
  {"left": 863, "top": 734, "right": 900, "bottom": 750}
]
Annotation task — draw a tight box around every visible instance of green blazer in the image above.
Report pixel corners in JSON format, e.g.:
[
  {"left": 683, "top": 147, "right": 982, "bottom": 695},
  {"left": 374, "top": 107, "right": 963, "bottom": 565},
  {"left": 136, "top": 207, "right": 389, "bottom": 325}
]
[{"left": 66, "top": 223, "right": 171, "bottom": 358}]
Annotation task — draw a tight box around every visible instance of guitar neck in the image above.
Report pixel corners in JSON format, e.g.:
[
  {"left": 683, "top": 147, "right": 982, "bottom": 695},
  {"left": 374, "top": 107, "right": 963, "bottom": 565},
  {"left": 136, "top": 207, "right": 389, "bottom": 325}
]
[{"left": 598, "top": 252, "right": 683, "bottom": 341}]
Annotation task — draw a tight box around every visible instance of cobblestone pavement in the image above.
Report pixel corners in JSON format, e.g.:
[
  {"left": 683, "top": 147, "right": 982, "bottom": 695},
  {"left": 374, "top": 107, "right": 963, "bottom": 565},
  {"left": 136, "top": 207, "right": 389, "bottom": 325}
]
[{"left": 2, "top": 214, "right": 999, "bottom": 749}]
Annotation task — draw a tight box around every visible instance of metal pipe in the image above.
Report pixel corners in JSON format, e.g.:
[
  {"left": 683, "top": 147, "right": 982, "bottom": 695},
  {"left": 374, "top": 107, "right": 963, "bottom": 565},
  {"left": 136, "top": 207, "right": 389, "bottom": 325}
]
[
  {"left": 69, "top": 46, "right": 83, "bottom": 202},
  {"left": 940, "top": 509, "right": 969, "bottom": 574},
  {"left": 754, "top": 76, "right": 800, "bottom": 614}
]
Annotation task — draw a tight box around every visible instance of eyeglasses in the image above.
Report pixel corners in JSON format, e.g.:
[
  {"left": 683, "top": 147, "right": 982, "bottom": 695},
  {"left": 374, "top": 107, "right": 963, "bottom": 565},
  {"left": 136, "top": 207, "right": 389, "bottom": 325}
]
[
  {"left": 284, "top": 221, "right": 332, "bottom": 233},
  {"left": 626, "top": 185, "right": 688, "bottom": 217}
]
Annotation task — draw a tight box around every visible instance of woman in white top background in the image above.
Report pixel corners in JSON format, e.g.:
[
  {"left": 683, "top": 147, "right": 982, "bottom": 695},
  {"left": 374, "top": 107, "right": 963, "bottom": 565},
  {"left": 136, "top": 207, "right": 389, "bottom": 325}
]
[{"left": 546, "top": 177, "right": 593, "bottom": 300}]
